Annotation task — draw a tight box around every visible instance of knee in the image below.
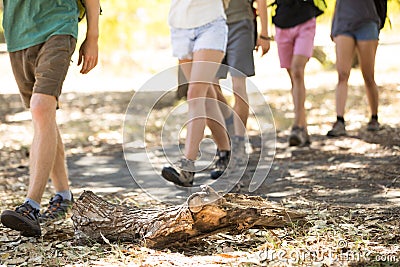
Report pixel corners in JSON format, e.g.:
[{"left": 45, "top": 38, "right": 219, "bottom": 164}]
[
  {"left": 187, "top": 83, "right": 206, "bottom": 100},
  {"left": 337, "top": 70, "right": 350, "bottom": 83},
  {"left": 30, "top": 94, "right": 56, "bottom": 124},
  {"left": 290, "top": 66, "right": 304, "bottom": 82}
]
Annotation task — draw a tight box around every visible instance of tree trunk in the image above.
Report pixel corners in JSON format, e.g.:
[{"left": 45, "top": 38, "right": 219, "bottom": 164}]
[{"left": 72, "top": 186, "right": 305, "bottom": 248}]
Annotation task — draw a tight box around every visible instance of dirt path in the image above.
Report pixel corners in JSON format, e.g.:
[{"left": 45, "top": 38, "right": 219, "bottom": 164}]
[
  {"left": 1, "top": 79, "right": 399, "bottom": 265},
  {"left": 1, "top": 38, "right": 400, "bottom": 265}
]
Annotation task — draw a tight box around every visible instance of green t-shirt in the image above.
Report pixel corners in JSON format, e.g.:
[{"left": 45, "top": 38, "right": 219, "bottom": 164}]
[
  {"left": 225, "top": 0, "right": 255, "bottom": 24},
  {"left": 2, "top": 0, "right": 78, "bottom": 52}
]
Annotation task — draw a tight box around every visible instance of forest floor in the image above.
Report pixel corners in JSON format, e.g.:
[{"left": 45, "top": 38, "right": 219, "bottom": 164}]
[
  {"left": 1, "top": 82, "right": 399, "bottom": 266},
  {"left": 1, "top": 43, "right": 400, "bottom": 266}
]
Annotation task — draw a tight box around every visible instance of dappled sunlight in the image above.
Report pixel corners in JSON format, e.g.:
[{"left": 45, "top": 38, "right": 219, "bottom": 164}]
[
  {"left": 336, "top": 162, "right": 366, "bottom": 169},
  {"left": 379, "top": 190, "right": 400, "bottom": 205},
  {"left": 0, "top": 122, "right": 32, "bottom": 148},
  {"left": 5, "top": 111, "right": 31, "bottom": 122},
  {"left": 289, "top": 170, "right": 308, "bottom": 178},
  {"left": 267, "top": 189, "right": 300, "bottom": 198},
  {"left": 314, "top": 188, "right": 361, "bottom": 197},
  {"left": 1, "top": 1, "right": 400, "bottom": 265}
]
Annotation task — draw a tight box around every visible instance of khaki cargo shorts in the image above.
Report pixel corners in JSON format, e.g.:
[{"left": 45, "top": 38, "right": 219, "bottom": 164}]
[{"left": 9, "top": 35, "right": 77, "bottom": 108}]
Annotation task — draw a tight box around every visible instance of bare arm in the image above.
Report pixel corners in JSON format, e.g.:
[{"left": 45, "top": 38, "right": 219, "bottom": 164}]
[
  {"left": 78, "top": 0, "right": 100, "bottom": 74},
  {"left": 255, "top": 0, "right": 270, "bottom": 56}
]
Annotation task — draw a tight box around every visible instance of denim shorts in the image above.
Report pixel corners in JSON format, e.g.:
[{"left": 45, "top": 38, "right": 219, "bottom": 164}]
[
  {"left": 339, "top": 21, "right": 379, "bottom": 41},
  {"left": 9, "top": 35, "right": 76, "bottom": 108},
  {"left": 170, "top": 17, "right": 228, "bottom": 60}
]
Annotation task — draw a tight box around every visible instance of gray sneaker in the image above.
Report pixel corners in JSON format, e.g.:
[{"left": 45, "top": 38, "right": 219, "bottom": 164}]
[
  {"left": 367, "top": 119, "right": 380, "bottom": 131},
  {"left": 231, "top": 136, "right": 247, "bottom": 166},
  {"left": 327, "top": 121, "right": 347, "bottom": 137},
  {"left": 225, "top": 118, "right": 235, "bottom": 139},
  {"left": 161, "top": 158, "right": 195, "bottom": 187},
  {"left": 289, "top": 126, "right": 310, "bottom": 146}
]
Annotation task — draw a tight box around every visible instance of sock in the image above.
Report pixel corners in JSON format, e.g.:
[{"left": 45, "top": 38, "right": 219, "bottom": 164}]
[
  {"left": 218, "top": 150, "right": 230, "bottom": 159},
  {"left": 25, "top": 198, "right": 41, "bottom": 210},
  {"left": 371, "top": 114, "right": 378, "bottom": 121},
  {"left": 234, "top": 135, "right": 245, "bottom": 142},
  {"left": 225, "top": 113, "right": 234, "bottom": 126},
  {"left": 56, "top": 190, "right": 72, "bottom": 201},
  {"left": 337, "top": 116, "right": 345, "bottom": 123}
]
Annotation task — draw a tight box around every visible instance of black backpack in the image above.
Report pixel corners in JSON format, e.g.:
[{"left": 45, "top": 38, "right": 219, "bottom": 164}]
[
  {"left": 373, "top": 0, "right": 388, "bottom": 29},
  {"left": 250, "top": 0, "right": 257, "bottom": 46}
]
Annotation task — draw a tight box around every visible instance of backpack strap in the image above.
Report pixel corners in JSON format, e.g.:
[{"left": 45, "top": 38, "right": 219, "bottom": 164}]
[
  {"left": 77, "top": 0, "right": 86, "bottom": 22},
  {"left": 77, "top": 0, "right": 102, "bottom": 22},
  {"left": 374, "top": 0, "right": 388, "bottom": 30}
]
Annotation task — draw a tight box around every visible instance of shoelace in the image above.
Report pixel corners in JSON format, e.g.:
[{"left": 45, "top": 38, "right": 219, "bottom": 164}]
[
  {"left": 43, "top": 195, "right": 69, "bottom": 217},
  {"left": 16, "top": 202, "right": 39, "bottom": 220}
]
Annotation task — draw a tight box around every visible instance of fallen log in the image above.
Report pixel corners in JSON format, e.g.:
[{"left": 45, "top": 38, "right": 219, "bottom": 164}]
[{"left": 71, "top": 185, "right": 305, "bottom": 248}]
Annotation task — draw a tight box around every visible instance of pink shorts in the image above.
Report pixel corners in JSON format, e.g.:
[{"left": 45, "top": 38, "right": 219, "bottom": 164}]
[{"left": 275, "top": 18, "right": 316, "bottom": 69}]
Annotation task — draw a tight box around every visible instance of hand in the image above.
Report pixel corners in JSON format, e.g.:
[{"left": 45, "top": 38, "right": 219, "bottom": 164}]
[
  {"left": 78, "top": 37, "right": 99, "bottom": 74},
  {"left": 256, "top": 37, "right": 270, "bottom": 56}
]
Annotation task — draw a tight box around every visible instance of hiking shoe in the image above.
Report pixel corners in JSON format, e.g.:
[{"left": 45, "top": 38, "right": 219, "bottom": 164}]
[
  {"left": 210, "top": 150, "right": 230, "bottom": 179},
  {"left": 288, "top": 126, "right": 310, "bottom": 146},
  {"left": 225, "top": 114, "right": 235, "bottom": 138},
  {"left": 231, "top": 136, "right": 247, "bottom": 167},
  {"left": 367, "top": 119, "right": 380, "bottom": 131},
  {"left": 161, "top": 158, "right": 195, "bottom": 187},
  {"left": 1, "top": 202, "right": 41, "bottom": 237},
  {"left": 40, "top": 194, "right": 74, "bottom": 222},
  {"left": 327, "top": 121, "right": 346, "bottom": 137}
]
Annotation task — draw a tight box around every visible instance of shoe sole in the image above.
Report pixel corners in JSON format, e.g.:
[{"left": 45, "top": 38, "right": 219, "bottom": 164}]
[
  {"left": 210, "top": 170, "right": 223, "bottom": 179},
  {"left": 161, "top": 167, "right": 192, "bottom": 187},
  {"left": 289, "top": 136, "right": 301, "bottom": 146},
  {"left": 1, "top": 211, "right": 41, "bottom": 237},
  {"left": 289, "top": 136, "right": 312, "bottom": 147},
  {"left": 367, "top": 126, "right": 380, "bottom": 131},
  {"left": 39, "top": 213, "right": 68, "bottom": 223},
  {"left": 327, "top": 131, "right": 347, "bottom": 137}
]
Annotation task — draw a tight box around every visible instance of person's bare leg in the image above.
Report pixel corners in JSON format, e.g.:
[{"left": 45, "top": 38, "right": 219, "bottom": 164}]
[
  {"left": 288, "top": 55, "right": 309, "bottom": 128},
  {"left": 213, "top": 81, "right": 232, "bottom": 119},
  {"left": 205, "top": 87, "right": 230, "bottom": 150},
  {"left": 356, "top": 40, "right": 379, "bottom": 117},
  {"left": 26, "top": 93, "right": 62, "bottom": 204},
  {"left": 231, "top": 76, "right": 248, "bottom": 136},
  {"left": 334, "top": 35, "right": 356, "bottom": 117},
  {"left": 178, "top": 59, "right": 193, "bottom": 83},
  {"left": 49, "top": 126, "right": 69, "bottom": 192},
  {"left": 184, "top": 49, "right": 225, "bottom": 160}
]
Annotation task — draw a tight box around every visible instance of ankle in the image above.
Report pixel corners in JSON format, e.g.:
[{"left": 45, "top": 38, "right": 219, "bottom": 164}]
[
  {"left": 225, "top": 113, "right": 234, "bottom": 125},
  {"left": 25, "top": 198, "right": 41, "bottom": 210},
  {"left": 233, "top": 135, "right": 245, "bottom": 141},
  {"left": 217, "top": 150, "right": 230, "bottom": 157},
  {"left": 56, "top": 190, "right": 72, "bottom": 201}
]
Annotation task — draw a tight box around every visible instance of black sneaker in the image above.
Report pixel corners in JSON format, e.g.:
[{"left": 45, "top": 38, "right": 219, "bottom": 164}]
[
  {"left": 1, "top": 202, "right": 41, "bottom": 237},
  {"left": 40, "top": 194, "right": 74, "bottom": 222},
  {"left": 210, "top": 150, "right": 230, "bottom": 179}
]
